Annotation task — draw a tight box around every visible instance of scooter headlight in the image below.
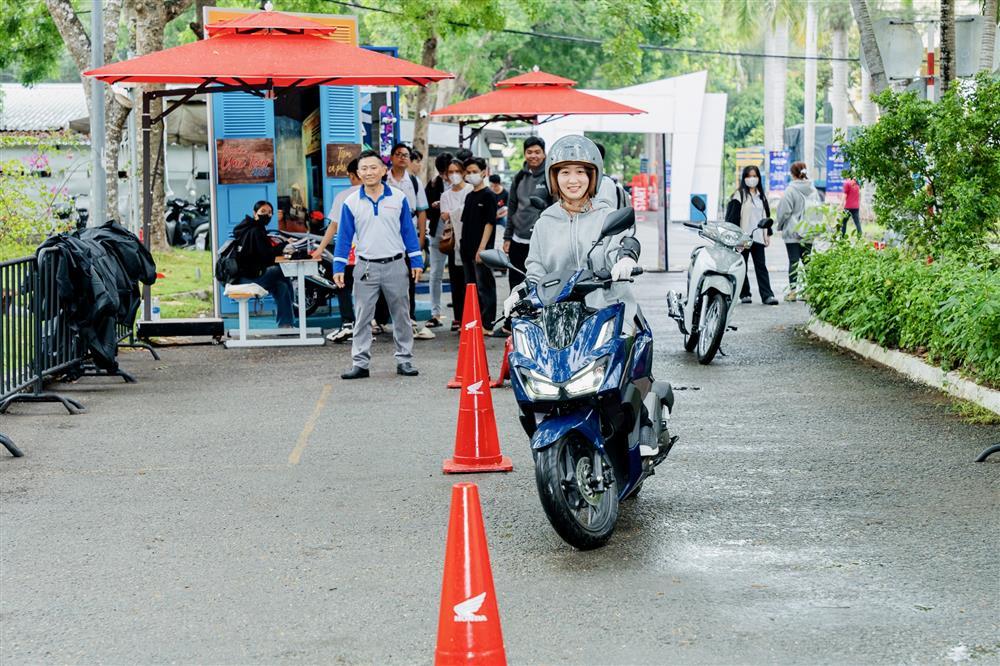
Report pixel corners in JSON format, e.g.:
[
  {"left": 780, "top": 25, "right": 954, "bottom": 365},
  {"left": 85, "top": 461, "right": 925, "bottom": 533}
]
[
  {"left": 564, "top": 357, "right": 609, "bottom": 397},
  {"left": 521, "top": 369, "right": 560, "bottom": 399},
  {"left": 594, "top": 318, "right": 616, "bottom": 348},
  {"left": 717, "top": 227, "right": 743, "bottom": 247},
  {"left": 513, "top": 328, "right": 532, "bottom": 355}
]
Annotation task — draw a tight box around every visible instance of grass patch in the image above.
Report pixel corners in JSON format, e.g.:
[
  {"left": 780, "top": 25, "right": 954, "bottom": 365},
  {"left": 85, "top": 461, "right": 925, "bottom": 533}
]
[
  {"left": 949, "top": 399, "right": 1000, "bottom": 425},
  {"left": 151, "top": 249, "right": 214, "bottom": 319}
]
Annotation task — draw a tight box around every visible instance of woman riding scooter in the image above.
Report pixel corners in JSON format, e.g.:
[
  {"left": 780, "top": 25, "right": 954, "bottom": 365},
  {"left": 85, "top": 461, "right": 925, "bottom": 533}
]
[{"left": 502, "top": 135, "right": 654, "bottom": 455}]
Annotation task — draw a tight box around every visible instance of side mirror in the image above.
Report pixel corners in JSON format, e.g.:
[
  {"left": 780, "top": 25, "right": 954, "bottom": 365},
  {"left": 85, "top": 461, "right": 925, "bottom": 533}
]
[
  {"left": 758, "top": 217, "right": 774, "bottom": 230},
  {"left": 691, "top": 196, "right": 706, "bottom": 213},
  {"left": 529, "top": 196, "right": 548, "bottom": 211},
  {"left": 600, "top": 207, "right": 635, "bottom": 238},
  {"left": 478, "top": 249, "right": 511, "bottom": 271}
]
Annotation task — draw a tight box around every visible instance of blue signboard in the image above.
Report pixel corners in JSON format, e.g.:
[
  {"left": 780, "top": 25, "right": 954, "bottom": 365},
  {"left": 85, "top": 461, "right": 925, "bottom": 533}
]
[
  {"left": 768, "top": 150, "right": 790, "bottom": 194},
  {"left": 825, "top": 144, "right": 846, "bottom": 203}
]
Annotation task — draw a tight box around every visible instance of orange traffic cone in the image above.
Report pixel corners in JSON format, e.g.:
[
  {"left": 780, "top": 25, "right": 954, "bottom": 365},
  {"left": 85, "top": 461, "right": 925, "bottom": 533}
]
[
  {"left": 434, "top": 482, "right": 507, "bottom": 666},
  {"left": 490, "top": 336, "right": 513, "bottom": 389},
  {"left": 443, "top": 304, "right": 512, "bottom": 474},
  {"left": 448, "top": 284, "right": 491, "bottom": 389}
]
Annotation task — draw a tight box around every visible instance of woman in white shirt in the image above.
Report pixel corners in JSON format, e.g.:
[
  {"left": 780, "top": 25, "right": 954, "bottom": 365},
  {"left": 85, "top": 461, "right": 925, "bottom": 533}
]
[
  {"left": 439, "top": 159, "right": 472, "bottom": 331},
  {"left": 724, "top": 165, "right": 777, "bottom": 305}
]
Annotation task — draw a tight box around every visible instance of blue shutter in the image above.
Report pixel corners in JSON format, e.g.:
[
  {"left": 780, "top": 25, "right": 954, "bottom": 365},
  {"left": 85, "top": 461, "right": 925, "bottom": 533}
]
[
  {"left": 320, "top": 85, "right": 361, "bottom": 210},
  {"left": 213, "top": 91, "right": 278, "bottom": 316}
]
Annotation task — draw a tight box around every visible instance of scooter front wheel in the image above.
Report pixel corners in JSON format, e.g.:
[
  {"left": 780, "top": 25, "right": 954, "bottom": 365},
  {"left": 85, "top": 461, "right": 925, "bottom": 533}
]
[
  {"left": 683, "top": 331, "right": 699, "bottom": 352},
  {"left": 535, "top": 435, "right": 619, "bottom": 550},
  {"left": 696, "top": 292, "right": 728, "bottom": 364}
]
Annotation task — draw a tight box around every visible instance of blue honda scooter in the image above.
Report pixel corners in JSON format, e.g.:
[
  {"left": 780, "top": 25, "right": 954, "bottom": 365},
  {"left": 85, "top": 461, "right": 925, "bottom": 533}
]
[{"left": 480, "top": 208, "right": 677, "bottom": 550}]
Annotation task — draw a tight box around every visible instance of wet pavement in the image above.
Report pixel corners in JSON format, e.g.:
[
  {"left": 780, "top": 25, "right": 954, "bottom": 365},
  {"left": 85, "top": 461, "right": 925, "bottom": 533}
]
[{"left": 1, "top": 272, "right": 998, "bottom": 664}]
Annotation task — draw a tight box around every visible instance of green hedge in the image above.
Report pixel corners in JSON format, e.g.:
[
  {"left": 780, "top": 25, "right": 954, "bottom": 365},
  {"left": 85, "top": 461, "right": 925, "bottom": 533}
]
[{"left": 803, "top": 243, "right": 1000, "bottom": 387}]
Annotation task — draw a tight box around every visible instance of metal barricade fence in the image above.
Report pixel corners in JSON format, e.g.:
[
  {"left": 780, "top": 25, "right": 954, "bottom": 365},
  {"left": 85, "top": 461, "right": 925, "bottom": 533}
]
[{"left": 1, "top": 253, "right": 86, "bottom": 415}]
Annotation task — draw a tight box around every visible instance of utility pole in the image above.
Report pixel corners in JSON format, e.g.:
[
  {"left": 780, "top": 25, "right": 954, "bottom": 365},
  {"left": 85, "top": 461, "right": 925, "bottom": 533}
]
[{"left": 90, "top": 0, "right": 106, "bottom": 227}]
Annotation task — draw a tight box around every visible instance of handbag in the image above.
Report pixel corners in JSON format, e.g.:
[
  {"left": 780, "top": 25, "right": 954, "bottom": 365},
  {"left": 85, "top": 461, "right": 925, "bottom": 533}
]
[{"left": 439, "top": 221, "right": 455, "bottom": 253}]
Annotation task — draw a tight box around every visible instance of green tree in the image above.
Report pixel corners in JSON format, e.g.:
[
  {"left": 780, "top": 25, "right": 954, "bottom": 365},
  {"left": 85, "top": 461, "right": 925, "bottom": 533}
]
[
  {"left": 0, "top": 0, "right": 63, "bottom": 84},
  {"left": 842, "top": 73, "right": 1000, "bottom": 257}
]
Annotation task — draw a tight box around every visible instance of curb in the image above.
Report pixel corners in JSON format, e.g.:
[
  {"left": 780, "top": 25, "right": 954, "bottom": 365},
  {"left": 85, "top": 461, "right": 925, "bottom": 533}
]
[{"left": 806, "top": 319, "right": 1000, "bottom": 416}]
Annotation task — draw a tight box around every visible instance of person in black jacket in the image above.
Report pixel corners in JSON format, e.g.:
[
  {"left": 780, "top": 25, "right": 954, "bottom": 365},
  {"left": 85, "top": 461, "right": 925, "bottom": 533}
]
[
  {"left": 725, "top": 165, "right": 777, "bottom": 305},
  {"left": 502, "top": 137, "right": 553, "bottom": 293},
  {"left": 232, "top": 201, "right": 294, "bottom": 326}
]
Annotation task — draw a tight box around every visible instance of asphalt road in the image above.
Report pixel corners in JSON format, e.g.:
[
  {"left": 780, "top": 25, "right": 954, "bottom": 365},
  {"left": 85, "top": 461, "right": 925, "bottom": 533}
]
[{"left": 1, "top": 272, "right": 998, "bottom": 665}]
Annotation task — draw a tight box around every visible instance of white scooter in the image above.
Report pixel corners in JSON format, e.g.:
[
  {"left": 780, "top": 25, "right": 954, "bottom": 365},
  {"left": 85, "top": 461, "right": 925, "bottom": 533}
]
[{"left": 666, "top": 196, "right": 772, "bottom": 364}]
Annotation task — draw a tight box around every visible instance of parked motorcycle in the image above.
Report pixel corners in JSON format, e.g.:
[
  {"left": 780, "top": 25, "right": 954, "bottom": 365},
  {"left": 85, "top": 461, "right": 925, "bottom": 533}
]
[
  {"left": 270, "top": 229, "right": 338, "bottom": 316},
  {"left": 480, "top": 207, "right": 677, "bottom": 550},
  {"left": 666, "top": 196, "right": 773, "bottom": 364}
]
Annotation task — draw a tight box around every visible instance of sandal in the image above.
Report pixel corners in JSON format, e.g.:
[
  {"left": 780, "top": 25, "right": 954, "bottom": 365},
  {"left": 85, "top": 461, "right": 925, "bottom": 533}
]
[
  {"left": 450, "top": 321, "right": 461, "bottom": 332},
  {"left": 371, "top": 323, "right": 385, "bottom": 335},
  {"left": 425, "top": 317, "right": 443, "bottom": 328}
]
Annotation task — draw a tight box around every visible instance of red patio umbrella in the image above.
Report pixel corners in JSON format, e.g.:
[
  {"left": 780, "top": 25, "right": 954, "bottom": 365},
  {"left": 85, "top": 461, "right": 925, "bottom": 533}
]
[
  {"left": 431, "top": 68, "right": 644, "bottom": 144},
  {"left": 82, "top": 10, "right": 454, "bottom": 332}
]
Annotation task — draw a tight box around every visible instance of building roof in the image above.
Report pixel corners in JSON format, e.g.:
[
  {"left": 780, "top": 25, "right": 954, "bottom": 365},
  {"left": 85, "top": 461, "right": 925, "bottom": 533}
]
[{"left": 0, "top": 83, "right": 88, "bottom": 132}]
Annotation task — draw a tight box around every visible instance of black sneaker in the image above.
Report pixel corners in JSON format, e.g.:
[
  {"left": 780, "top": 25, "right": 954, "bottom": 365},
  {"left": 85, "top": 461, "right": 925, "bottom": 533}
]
[
  {"left": 764, "top": 296, "right": 779, "bottom": 305},
  {"left": 425, "top": 317, "right": 443, "bottom": 329},
  {"left": 740, "top": 296, "right": 752, "bottom": 304}
]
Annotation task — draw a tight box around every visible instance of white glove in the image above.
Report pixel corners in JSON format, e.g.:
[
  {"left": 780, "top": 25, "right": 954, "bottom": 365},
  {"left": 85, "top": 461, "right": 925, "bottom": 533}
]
[
  {"left": 503, "top": 285, "right": 526, "bottom": 318},
  {"left": 611, "top": 256, "right": 638, "bottom": 281}
]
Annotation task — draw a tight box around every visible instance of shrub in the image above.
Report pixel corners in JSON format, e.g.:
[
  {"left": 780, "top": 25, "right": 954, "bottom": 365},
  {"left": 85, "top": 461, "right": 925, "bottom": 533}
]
[{"left": 804, "top": 242, "right": 1000, "bottom": 387}]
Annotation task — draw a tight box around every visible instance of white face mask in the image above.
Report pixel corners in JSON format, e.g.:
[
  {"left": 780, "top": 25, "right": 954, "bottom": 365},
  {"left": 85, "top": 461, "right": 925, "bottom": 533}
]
[
  {"left": 744, "top": 176, "right": 759, "bottom": 189},
  {"left": 800, "top": 171, "right": 808, "bottom": 179},
  {"left": 448, "top": 173, "right": 464, "bottom": 186},
  {"left": 465, "top": 173, "right": 483, "bottom": 187}
]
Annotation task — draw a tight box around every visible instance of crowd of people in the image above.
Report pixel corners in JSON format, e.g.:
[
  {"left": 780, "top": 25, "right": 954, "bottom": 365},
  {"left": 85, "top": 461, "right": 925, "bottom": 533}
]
[{"left": 229, "top": 135, "right": 862, "bottom": 378}]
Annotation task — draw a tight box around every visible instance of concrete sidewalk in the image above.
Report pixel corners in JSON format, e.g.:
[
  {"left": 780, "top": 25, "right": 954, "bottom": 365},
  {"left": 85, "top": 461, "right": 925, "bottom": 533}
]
[{"left": 1, "top": 274, "right": 997, "bottom": 664}]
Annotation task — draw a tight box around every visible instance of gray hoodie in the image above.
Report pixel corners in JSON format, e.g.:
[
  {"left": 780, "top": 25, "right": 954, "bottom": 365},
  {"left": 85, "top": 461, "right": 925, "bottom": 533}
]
[
  {"left": 504, "top": 165, "right": 551, "bottom": 243},
  {"left": 525, "top": 200, "right": 637, "bottom": 310},
  {"left": 775, "top": 178, "right": 820, "bottom": 243}
]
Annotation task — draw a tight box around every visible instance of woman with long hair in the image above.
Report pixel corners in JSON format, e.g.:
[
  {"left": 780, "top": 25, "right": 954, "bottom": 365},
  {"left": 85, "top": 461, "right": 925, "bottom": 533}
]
[{"left": 725, "top": 165, "right": 777, "bottom": 305}]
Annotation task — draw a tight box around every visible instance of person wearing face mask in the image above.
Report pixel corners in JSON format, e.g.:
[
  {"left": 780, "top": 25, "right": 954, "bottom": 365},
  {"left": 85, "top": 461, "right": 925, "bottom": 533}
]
[
  {"left": 459, "top": 156, "right": 498, "bottom": 327},
  {"left": 231, "top": 200, "right": 295, "bottom": 327},
  {"left": 439, "top": 158, "right": 470, "bottom": 330},
  {"left": 725, "top": 165, "right": 778, "bottom": 305},
  {"left": 775, "top": 161, "right": 821, "bottom": 301}
]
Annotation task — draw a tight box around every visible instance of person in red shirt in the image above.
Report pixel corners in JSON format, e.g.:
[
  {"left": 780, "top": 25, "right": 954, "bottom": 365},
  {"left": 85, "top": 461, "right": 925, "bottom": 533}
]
[{"left": 842, "top": 177, "right": 862, "bottom": 236}]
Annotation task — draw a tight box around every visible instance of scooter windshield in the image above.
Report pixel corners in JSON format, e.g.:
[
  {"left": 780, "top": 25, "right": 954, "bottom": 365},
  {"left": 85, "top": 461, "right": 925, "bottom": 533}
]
[{"left": 541, "top": 302, "right": 585, "bottom": 349}]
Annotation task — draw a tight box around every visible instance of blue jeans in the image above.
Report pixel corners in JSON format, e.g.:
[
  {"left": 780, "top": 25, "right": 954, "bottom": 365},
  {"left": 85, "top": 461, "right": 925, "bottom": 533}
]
[{"left": 240, "top": 265, "right": 294, "bottom": 326}]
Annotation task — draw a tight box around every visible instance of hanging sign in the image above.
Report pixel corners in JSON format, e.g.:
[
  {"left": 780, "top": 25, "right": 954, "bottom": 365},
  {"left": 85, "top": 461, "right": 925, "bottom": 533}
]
[
  {"left": 825, "top": 144, "right": 846, "bottom": 203},
  {"left": 768, "top": 150, "right": 790, "bottom": 195},
  {"left": 216, "top": 138, "right": 274, "bottom": 184},
  {"left": 326, "top": 143, "right": 363, "bottom": 178}
]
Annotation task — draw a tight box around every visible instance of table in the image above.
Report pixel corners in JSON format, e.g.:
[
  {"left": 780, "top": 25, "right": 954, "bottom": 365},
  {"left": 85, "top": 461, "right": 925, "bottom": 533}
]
[{"left": 225, "top": 257, "right": 325, "bottom": 348}]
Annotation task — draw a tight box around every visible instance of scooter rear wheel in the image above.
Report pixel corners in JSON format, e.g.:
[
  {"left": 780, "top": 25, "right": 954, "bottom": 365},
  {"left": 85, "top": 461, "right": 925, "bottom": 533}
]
[{"left": 535, "top": 435, "right": 619, "bottom": 550}]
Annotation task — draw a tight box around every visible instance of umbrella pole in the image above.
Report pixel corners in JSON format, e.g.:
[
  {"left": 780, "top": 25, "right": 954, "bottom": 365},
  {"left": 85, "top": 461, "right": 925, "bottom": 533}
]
[{"left": 141, "top": 91, "right": 152, "bottom": 321}]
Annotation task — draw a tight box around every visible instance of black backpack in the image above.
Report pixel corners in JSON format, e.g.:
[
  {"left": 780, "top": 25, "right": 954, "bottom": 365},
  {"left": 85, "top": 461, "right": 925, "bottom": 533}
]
[{"left": 214, "top": 239, "right": 240, "bottom": 284}]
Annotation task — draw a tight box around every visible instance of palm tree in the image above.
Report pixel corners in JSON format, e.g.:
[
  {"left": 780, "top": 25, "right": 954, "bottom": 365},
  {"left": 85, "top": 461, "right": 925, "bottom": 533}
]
[
  {"left": 803, "top": 0, "right": 818, "bottom": 173},
  {"left": 849, "top": 0, "right": 889, "bottom": 94},
  {"left": 980, "top": 0, "right": 996, "bottom": 71},
  {"left": 827, "top": 1, "right": 854, "bottom": 137},
  {"left": 940, "top": 0, "right": 956, "bottom": 93}
]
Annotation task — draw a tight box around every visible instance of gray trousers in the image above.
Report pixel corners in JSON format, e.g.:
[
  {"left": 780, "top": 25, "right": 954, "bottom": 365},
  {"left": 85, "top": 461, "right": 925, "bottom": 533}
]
[{"left": 352, "top": 257, "right": 413, "bottom": 368}]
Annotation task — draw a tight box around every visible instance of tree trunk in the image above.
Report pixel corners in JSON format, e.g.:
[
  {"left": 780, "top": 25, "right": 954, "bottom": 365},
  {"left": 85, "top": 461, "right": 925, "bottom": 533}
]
[
  {"left": 860, "top": 66, "right": 876, "bottom": 221},
  {"left": 804, "top": 0, "right": 818, "bottom": 173},
  {"left": 981, "top": 0, "right": 997, "bottom": 71},
  {"left": 939, "top": 0, "right": 956, "bottom": 93},
  {"left": 850, "top": 0, "right": 890, "bottom": 94},
  {"left": 134, "top": 0, "right": 169, "bottom": 251},
  {"left": 413, "top": 34, "right": 437, "bottom": 183},
  {"left": 831, "top": 28, "right": 848, "bottom": 138},
  {"left": 763, "top": 18, "right": 789, "bottom": 155}
]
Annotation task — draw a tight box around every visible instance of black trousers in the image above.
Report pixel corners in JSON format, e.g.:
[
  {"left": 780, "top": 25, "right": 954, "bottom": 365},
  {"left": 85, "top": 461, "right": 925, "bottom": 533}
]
[
  {"left": 462, "top": 256, "right": 497, "bottom": 326},
  {"left": 841, "top": 208, "right": 862, "bottom": 236},
  {"left": 740, "top": 242, "right": 775, "bottom": 301},
  {"left": 785, "top": 242, "right": 812, "bottom": 289},
  {"left": 507, "top": 239, "right": 530, "bottom": 293},
  {"left": 447, "top": 250, "right": 466, "bottom": 323}
]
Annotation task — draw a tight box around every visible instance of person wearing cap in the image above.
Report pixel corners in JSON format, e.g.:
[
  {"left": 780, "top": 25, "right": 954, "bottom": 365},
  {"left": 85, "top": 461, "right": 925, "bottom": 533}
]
[{"left": 333, "top": 150, "right": 424, "bottom": 379}]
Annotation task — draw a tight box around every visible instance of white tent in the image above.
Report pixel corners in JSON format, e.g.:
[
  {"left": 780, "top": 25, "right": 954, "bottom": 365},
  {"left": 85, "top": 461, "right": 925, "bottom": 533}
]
[{"left": 536, "top": 71, "right": 727, "bottom": 224}]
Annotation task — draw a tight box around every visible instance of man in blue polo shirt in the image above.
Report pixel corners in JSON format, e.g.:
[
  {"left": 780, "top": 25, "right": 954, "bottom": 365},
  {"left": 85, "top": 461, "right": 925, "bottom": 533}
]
[{"left": 333, "top": 150, "right": 424, "bottom": 379}]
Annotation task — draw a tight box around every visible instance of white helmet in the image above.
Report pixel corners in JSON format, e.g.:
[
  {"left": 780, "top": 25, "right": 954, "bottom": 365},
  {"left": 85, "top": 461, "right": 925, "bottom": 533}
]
[{"left": 545, "top": 135, "right": 604, "bottom": 198}]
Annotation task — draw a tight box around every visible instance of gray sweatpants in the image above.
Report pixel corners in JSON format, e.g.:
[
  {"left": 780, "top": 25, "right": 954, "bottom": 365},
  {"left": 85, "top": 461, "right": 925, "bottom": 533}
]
[{"left": 352, "top": 257, "right": 413, "bottom": 369}]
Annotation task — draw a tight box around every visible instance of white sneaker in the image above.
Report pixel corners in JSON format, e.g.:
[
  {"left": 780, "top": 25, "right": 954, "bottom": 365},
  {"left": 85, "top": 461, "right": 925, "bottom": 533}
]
[
  {"left": 326, "top": 324, "right": 353, "bottom": 343},
  {"left": 413, "top": 324, "right": 436, "bottom": 340}
]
